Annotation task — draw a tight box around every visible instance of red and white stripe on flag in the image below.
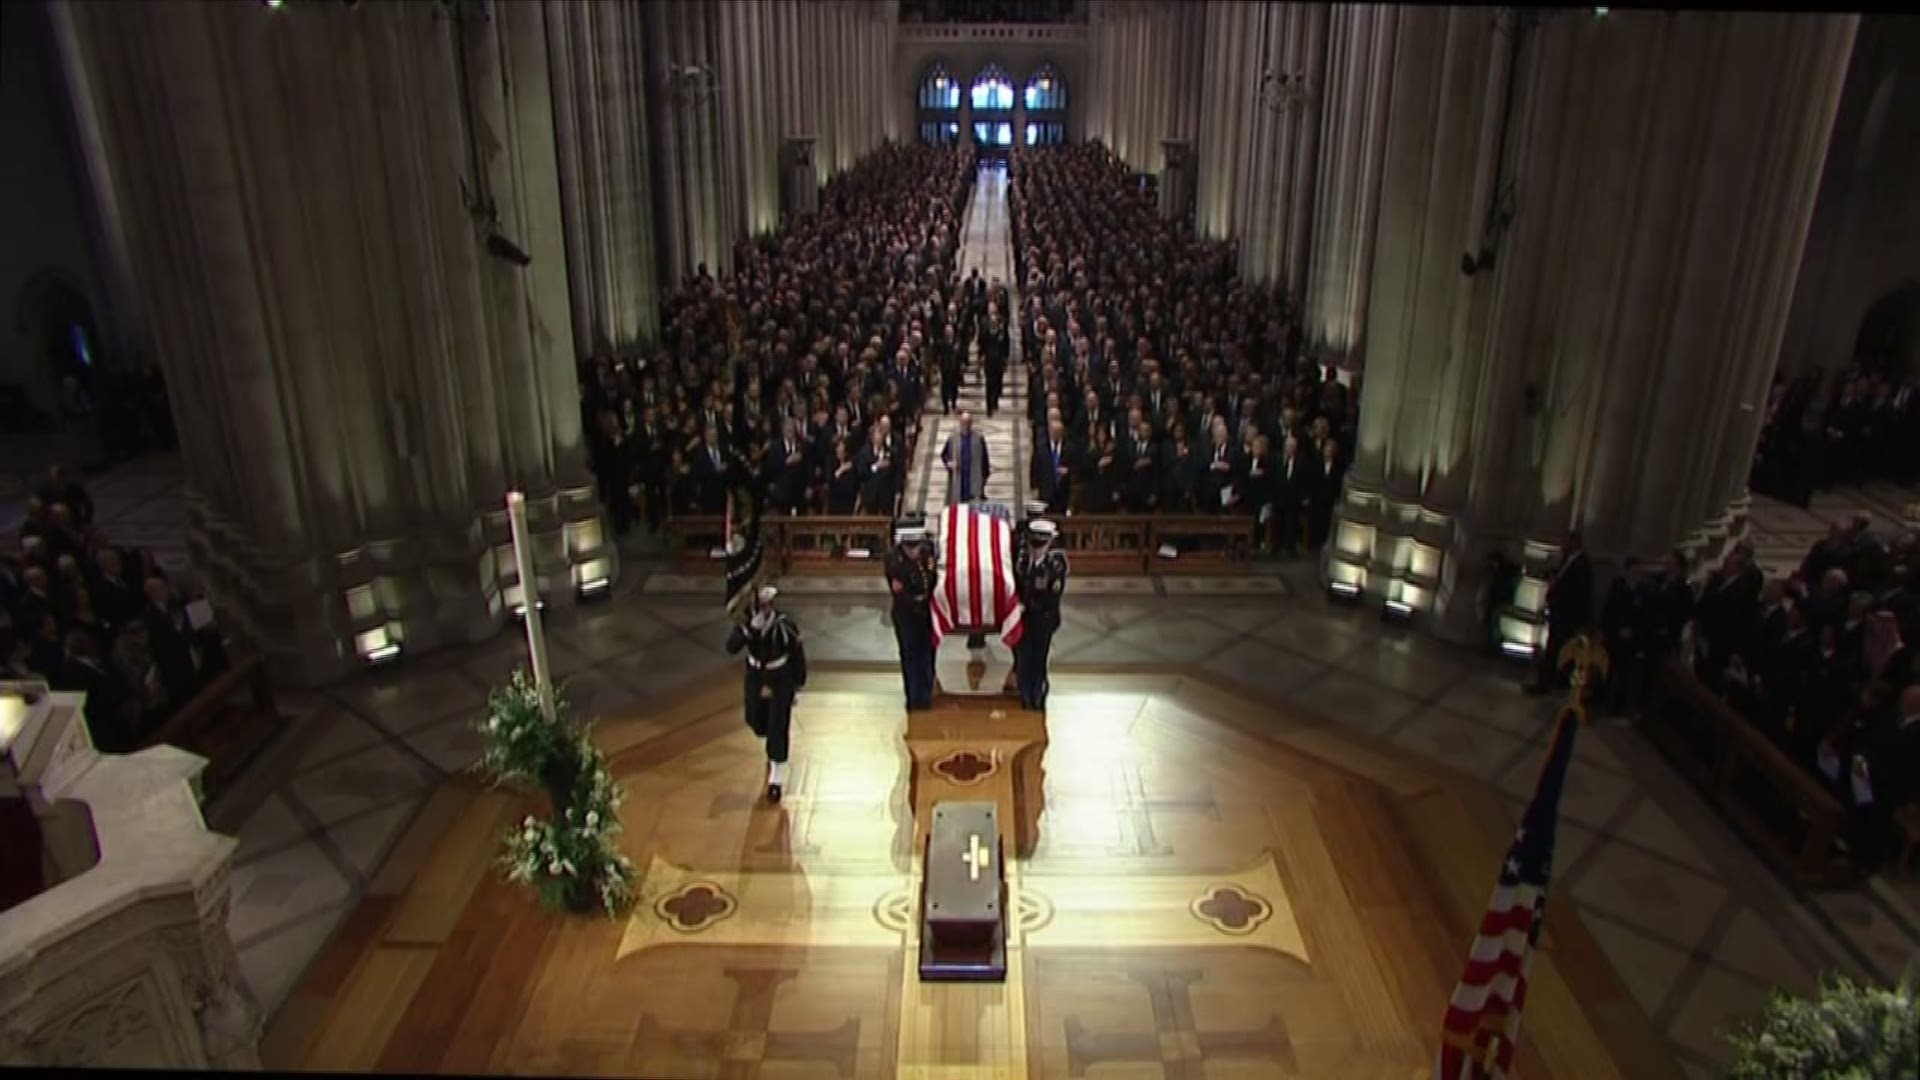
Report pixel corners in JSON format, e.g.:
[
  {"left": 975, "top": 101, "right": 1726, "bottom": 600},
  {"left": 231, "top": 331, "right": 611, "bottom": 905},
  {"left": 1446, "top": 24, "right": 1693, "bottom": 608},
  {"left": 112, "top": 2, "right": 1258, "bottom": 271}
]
[
  {"left": 1435, "top": 881, "right": 1541, "bottom": 1079},
  {"left": 931, "top": 503, "right": 1024, "bottom": 649}
]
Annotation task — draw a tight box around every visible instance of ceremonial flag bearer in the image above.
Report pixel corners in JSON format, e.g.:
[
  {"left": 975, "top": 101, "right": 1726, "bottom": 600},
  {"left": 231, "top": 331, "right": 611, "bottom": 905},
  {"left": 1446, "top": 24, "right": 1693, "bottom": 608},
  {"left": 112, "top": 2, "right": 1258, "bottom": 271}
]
[
  {"left": 724, "top": 585, "right": 807, "bottom": 802},
  {"left": 886, "top": 518, "right": 938, "bottom": 710},
  {"left": 1015, "top": 518, "right": 1067, "bottom": 710}
]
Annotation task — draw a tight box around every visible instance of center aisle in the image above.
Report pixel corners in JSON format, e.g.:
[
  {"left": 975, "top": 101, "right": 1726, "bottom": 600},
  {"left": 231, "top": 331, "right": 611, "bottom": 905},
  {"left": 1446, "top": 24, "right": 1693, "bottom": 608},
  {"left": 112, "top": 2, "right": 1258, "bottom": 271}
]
[{"left": 905, "top": 162, "right": 1028, "bottom": 523}]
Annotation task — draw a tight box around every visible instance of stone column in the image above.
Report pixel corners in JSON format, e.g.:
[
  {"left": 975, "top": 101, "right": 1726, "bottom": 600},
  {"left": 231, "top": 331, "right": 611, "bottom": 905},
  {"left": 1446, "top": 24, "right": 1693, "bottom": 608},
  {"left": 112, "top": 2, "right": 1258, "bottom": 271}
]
[
  {"left": 1303, "top": 4, "right": 1398, "bottom": 369},
  {"left": 54, "top": 0, "right": 610, "bottom": 686},
  {"left": 1327, "top": 9, "right": 1857, "bottom": 644},
  {"left": 546, "top": 0, "right": 661, "bottom": 355},
  {"left": 783, "top": 136, "right": 819, "bottom": 218},
  {"left": 1160, "top": 139, "right": 1194, "bottom": 222}
]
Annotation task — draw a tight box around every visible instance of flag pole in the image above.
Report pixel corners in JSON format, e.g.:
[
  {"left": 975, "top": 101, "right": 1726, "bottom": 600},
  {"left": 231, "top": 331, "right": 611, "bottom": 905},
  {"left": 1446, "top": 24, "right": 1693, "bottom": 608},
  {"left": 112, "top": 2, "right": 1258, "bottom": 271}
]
[{"left": 505, "top": 491, "right": 558, "bottom": 725}]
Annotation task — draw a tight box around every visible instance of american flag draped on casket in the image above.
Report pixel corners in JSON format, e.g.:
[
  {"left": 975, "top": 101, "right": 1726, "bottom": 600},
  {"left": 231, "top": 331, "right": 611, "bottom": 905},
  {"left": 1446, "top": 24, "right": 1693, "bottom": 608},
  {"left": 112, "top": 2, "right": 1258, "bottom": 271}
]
[{"left": 932, "top": 503, "right": 1025, "bottom": 649}]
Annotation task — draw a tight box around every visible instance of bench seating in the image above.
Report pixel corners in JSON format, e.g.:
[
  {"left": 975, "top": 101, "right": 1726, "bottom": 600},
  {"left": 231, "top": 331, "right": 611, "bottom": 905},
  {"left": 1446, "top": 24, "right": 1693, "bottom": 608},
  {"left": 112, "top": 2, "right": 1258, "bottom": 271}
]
[
  {"left": 1639, "top": 660, "right": 1851, "bottom": 886},
  {"left": 665, "top": 511, "right": 1259, "bottom": 576},
  {"left": 139, "top": 653, "right": 281, "bottom": 804}
]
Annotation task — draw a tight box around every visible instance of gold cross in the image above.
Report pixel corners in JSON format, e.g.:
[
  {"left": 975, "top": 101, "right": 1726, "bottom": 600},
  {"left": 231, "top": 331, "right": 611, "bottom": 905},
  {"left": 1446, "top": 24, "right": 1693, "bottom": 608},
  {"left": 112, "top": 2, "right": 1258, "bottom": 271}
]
[
  {"left": 962, "top": 834, "right": 991, "bottom": 881},
  {"left": 1556, "top": 634, "right": 1610, "bottom": 726}
]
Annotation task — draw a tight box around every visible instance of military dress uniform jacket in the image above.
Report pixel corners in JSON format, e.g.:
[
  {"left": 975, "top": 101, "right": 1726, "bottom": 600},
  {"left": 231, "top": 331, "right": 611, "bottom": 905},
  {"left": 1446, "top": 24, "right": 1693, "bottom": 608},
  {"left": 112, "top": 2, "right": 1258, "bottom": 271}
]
[
  {"left": 726, "top": 614, "right": 808, "bottom": 697},
  {"left": 1019, "top": 548, "right": 1069, "bottom": 630},
  {"left": 887, "top": 548, "right": 936, "bottom": 630}
]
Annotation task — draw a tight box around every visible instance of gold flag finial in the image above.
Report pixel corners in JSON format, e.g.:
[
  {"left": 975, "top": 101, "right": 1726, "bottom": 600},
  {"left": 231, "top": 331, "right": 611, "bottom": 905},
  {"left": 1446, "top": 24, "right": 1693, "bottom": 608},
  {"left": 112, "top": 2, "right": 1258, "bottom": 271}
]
[{"left": 1555, "top": 634, "right": 1609, "bottom": 726}]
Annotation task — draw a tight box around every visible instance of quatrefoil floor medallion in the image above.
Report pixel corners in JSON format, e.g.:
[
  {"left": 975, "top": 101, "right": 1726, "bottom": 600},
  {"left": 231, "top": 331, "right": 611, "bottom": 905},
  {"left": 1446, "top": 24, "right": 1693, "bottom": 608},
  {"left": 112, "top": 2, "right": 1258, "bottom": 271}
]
[
  {"left": 1189, "top": 883, "right": 1272, "bottom": 936},
  {"left": 932, "top": 749, "right": 997, "bottom": 786},
  {"left": 655, "top": 881, "right": 738, "bottom": 933}
]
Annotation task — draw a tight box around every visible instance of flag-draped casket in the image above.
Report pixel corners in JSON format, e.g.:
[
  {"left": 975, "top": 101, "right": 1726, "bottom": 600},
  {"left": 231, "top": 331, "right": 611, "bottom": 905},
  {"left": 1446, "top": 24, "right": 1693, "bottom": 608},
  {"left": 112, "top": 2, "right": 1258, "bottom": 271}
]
[{"left": 932, "top": 503, "right": 1024, "bottom": 649}]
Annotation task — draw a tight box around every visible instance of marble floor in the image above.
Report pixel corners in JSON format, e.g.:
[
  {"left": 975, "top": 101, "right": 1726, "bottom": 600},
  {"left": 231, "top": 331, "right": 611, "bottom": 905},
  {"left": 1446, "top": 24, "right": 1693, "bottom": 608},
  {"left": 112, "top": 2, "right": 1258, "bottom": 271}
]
[
  {"left": 907, "top": 162, "right": 1030, "bottom": 521},
  {"left": 205, "top": 564, "right": 1920, "bottom": 1078},
  {"left": 8, "top": 456, "right": 1920, "bottom": 1076}
]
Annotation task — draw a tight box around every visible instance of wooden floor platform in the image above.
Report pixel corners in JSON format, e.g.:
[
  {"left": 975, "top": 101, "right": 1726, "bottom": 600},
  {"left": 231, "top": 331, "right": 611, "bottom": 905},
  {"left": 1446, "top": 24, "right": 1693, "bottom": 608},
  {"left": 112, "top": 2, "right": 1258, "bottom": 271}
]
[{"left": 262, "top": 667, "right": 1680, "bottom": 1079}]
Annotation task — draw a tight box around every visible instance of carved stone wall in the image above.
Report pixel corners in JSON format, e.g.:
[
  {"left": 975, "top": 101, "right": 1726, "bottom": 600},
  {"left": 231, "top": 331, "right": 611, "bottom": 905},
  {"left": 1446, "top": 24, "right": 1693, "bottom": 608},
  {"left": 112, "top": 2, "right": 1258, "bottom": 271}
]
[{"left": 1, "top": 685, "right": 259, "bottom": 1070}]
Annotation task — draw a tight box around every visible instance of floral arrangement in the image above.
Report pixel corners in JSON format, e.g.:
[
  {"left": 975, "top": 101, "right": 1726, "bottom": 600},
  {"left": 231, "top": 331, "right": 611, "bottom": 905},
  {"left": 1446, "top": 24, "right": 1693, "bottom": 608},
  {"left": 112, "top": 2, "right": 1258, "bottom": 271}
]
[
  {"left": 476, "top": 670, "right": 635, "bottom": 918},
  {"left": 1724, "top": 975, "right": 1917, "bottom": 1079}
]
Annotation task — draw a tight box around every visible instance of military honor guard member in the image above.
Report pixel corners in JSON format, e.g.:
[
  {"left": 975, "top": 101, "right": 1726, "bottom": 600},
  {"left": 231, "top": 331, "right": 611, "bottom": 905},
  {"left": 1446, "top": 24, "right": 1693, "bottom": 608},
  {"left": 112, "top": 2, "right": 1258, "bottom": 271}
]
[
  {"left": 724, "top": 585, "right": 808, "bottom": 801},
  {"left": 887, "top": 517, "right": 938, "bottom": 710},
  {"left": 1015, "top": 517, "right": 1069, "bottom": 711}
]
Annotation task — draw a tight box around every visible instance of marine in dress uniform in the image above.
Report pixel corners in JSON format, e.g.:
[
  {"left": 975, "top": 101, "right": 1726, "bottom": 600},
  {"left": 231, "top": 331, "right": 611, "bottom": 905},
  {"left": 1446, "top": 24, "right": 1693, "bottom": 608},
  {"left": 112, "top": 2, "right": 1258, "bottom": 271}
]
[
  {"left": 1015, "top": 518, "right": 1068, "bottom": 711},
  {"left": 887, "top": 521, "right": 938, "bottom": 710},
  {"left": 724, "top": 586, "right": 808, "bottom": 801}
]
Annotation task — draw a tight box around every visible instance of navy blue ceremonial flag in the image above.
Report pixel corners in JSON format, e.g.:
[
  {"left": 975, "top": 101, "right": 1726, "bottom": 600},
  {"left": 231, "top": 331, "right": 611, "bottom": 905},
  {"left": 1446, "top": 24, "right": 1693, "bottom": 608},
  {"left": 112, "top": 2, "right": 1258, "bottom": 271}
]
[
  {"left": 1436, "top": 706, "right": 1580, "bottom": 1079},
  {"left": 722, "top": 354, "right": 763, "bottom": 616}
]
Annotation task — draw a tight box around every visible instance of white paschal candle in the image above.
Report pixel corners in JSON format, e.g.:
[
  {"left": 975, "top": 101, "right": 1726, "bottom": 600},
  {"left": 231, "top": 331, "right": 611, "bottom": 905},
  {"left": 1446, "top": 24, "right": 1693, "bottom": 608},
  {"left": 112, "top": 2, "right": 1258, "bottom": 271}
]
[{"left": 505, "top": 491, "right": 558, "bottom": 724}]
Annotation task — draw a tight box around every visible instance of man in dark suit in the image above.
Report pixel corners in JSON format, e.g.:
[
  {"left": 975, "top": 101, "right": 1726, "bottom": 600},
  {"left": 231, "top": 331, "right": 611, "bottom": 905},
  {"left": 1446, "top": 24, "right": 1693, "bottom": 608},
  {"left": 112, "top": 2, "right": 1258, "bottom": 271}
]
[
  {"left": 1031, "top": 418, "right": 1075, "bottom": 515},
  {"left": 1273, "top": 435, "right": 1307, "bottom": 557},
  {"left": 1530, "top": 530, "right": 1594, "bottom": 694},
  {"left": 937, "top": 324, "right": 963, "bottom": 415},
  {"left": 60, "top": 629, "right": 139, "bottom": 753},
  {"left": 693, "top": 425, "right": 731, "bottom": 514},
  {"left": 141, "top": 577, "right": 201, "bottom": 710},
  {"left": 1601, "top": 557, "right": 1650, "bottom": 715},
  {"left": 978, "top": 314, "right": 1010, "bottom": 418},
  {"left": 764, "top": 418, "right": 810, "bottom": 515}
]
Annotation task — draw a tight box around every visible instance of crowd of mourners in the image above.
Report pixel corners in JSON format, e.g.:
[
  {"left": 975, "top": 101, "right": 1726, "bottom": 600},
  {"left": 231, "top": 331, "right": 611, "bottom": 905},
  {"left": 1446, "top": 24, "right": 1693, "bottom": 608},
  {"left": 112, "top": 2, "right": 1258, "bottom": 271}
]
[
  {"left": 1, "top": 466, "right": 226, "bottom": 752},
  {"left": 1750, "top": 361, "right": 1918, "bottom": 506},
  {"left": 580, "top": 143, "right": 974, "bottom": 535},
  {"left": 1009, "top": 143, "right": 1358, "bottom": 553},
  {"left": 1591, "top": 519, "right": 1919, "bottom": 870}
]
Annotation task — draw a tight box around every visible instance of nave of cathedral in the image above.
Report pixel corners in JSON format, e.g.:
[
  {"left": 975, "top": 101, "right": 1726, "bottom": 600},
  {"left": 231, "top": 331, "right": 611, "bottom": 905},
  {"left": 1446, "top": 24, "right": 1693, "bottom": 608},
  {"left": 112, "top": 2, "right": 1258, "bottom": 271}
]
[{"left": 2, "top": 2, "right": 1917, "bottom": 1078}]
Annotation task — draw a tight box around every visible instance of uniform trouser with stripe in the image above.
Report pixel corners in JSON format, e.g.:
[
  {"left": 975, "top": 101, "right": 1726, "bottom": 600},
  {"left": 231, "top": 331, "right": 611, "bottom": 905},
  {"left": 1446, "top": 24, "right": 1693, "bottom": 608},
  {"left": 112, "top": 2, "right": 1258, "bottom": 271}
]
[
  {"left": 1016, "top": 616, "right": 1057, "bottom": 709},
  {"left": 744, "top": 673, "right": 795, "bottom": 763},
  {"left": 894, "top": 612, "right": 935, "bottom": 708}
]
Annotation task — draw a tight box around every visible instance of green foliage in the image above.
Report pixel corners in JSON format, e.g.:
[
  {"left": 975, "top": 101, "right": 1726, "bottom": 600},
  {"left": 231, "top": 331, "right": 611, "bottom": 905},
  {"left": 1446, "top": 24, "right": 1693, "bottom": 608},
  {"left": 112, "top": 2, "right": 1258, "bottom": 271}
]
[
  {"left": 1724, "top": 975, "right": 1918, "bottom": 1080},
  {"left": 476, "top": 670, "right": 635, "bottom": 918}
]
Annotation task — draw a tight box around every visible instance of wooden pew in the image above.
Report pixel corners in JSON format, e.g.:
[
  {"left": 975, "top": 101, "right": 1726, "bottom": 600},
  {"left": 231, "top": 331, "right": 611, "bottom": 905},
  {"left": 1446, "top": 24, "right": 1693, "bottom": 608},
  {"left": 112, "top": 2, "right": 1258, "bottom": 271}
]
[
  {"left": 1055, "top": 515, "right": 1151, "bottom": 574},
  {"left": 139, "top": 652, "right": 282, "bottom": 804},
  {"left": 778, "top": 515, "right": 893, "bottom": 576},
  {"left": 1639, "top": 661, "right": 1851, "bottom": 886},
  {"left": 665, "top": 516, "right": 731, "bottom": 575},
  {"left": 1147, "top": 515, "right": 1257, "bottom": 574}
]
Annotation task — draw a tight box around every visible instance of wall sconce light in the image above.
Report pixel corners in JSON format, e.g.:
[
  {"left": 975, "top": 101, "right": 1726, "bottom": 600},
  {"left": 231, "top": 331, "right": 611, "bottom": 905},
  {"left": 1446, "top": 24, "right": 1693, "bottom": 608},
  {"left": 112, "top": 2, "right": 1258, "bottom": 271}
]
[
  {"left": 1327, "top": 579, "right": 1362, "bottom": 604},
  {"left": 1499, "top": 639, "right": 1537, "bottom": 661},
  {"left": 366, "top": 642, "right": 402, "bottom": 663},
  {"left": 511, "top": 599, "right": 547, "bottom": 621},
  {"left": 1382, "top": 598, "right": 1415, "bottom": 624},
  {"left": 577, "top": 576, "right": 612, "bottom": 601}
]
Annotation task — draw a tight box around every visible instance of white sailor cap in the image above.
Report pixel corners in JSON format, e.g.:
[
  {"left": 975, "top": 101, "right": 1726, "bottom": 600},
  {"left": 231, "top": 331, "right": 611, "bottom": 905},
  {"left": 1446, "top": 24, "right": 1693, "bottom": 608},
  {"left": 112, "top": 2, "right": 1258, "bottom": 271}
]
[
  {"left": 1023, "top": 501, "right": 1049, "bottom": 519},
  {"left": 895, "top": 526, "right": 928, "bottom": 543},
  {"left": 756, "top": 585, "right": 780, "bottom": 604},
  {"left": 1028, "top": 519, "right": 1059, "bottom": 539}
]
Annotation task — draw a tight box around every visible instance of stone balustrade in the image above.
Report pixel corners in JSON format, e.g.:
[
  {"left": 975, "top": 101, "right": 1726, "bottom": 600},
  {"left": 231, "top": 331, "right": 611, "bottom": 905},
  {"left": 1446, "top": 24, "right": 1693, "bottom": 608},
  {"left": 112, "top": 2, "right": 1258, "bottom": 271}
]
[{"left": 0, "top": 683, "right": 260, "bottom": 1069}]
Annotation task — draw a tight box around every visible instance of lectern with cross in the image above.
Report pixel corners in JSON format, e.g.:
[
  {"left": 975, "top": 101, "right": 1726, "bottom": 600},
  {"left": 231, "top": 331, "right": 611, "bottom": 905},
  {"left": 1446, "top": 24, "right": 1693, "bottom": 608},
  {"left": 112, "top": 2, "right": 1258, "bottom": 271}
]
[{"left": 919, "top": 801, "right": 1006, "bottom": 980}]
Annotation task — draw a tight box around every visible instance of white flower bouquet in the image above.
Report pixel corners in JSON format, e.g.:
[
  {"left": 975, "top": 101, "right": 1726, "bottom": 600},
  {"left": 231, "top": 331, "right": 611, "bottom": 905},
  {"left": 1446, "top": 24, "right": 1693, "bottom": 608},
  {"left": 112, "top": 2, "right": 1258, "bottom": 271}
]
[{"left": 477, "top": 669, "right": 635, "bottom": 918}]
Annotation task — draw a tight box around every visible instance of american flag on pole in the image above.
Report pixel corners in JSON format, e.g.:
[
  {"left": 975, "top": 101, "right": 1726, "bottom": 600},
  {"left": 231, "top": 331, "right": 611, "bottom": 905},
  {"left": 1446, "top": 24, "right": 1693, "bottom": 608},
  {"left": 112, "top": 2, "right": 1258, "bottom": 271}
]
[
  {"left": 1437, "top": 707, "right": 1580, "bottom": 1079},
  {"left": 931, "top": 503, "right": 1024, "bottom": 649}
]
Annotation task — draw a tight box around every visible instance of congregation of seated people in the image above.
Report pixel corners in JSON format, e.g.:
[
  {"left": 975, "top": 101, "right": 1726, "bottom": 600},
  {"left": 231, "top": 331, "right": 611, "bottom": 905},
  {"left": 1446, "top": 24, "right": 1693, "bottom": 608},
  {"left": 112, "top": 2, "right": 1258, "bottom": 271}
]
[
  {"left": 1750, "top": 360, "right": 1918, "bottom": 506},
  {"left": 1009, "top": 143, "right": 1358, "bottom": 555},
  {"left": 1593, "top": 518, "right": 1920, "bottom": 871},
  {"left": 0, "top": 466, "right": 225, "bottom": 752},
  {"left": 580, "top": 143, "right": 975, "bottom": 535}
]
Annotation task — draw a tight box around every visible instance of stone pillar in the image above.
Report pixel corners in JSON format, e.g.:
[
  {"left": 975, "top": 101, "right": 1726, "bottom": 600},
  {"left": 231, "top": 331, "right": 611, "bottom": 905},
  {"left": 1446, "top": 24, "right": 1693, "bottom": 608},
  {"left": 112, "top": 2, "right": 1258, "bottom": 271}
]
[
  {"left": 54, "top": 0, "right": 609, "bottom": 686},
  {"left": 1160, "top": 139, "right": 1193, "bottom": 222},
  {"left": 1327, "top": 9, "right": 1856, "bottom": 644},
  {"left": 546, "top": 0, "right": 662, "bottom": 355},
  {"left": 783, "top": 136, "right": 819, "bottom": 218},
  {"left": 1303, "top": 4, "right": 1398, "bottom": 370}
]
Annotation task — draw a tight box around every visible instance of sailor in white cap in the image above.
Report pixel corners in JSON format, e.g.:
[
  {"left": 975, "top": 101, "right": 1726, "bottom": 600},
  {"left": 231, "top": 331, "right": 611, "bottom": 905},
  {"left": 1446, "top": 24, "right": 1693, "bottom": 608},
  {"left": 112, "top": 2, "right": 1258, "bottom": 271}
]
[
  {"left": 886, "top": 518, "right": 938, "bottom": 710},
  {"left": 724, "top": 583, "right": 808, "bottom": 801},
  {"left": 1014, "top": 517, "right": 1068, "bottom": 711}
]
